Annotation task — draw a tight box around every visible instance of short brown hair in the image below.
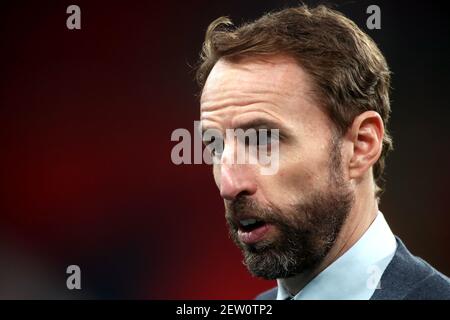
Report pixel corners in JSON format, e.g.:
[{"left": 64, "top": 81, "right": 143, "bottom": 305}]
[{"left": 196, "top": 5, "right": 393, "bottom": 197}]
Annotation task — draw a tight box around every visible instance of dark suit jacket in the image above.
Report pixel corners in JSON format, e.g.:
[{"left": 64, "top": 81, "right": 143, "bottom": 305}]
[{"left": 256, "top": 237, "right": 450, "bottom": 300}]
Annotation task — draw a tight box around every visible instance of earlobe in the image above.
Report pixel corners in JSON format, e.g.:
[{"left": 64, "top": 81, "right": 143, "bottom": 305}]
[{"left": 348, "top": 111, "right": 384, "bottom": 180}]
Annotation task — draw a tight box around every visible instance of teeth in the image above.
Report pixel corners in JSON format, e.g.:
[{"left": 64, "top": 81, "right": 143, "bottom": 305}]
[{"left": 240, "top": 219, "right": 257, "bottom": 227}]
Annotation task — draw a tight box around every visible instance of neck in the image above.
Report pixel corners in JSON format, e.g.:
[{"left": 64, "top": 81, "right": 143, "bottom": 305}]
[{"left": 279, "top": 181, "right": 379, "bottom": 296}]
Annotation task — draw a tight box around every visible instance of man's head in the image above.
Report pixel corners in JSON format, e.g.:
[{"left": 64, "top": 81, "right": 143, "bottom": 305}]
[{"left": 197, "top": 5, "right": 392, "bottom": 279}]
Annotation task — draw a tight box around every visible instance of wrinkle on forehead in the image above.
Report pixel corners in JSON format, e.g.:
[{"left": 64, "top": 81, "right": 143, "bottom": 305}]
[
  {"left": 200, "top": 55, "right": 316, "bottom": 111},
  {"left": 201, "top": 107, "right": 284, "bottom": 128},
  {"left": 199, "top": 55, "right": 323, "bottom": 136}
]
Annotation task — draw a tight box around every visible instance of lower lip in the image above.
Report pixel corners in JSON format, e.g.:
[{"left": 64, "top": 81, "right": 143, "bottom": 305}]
[{"left": 238, "top": 223, "right": 273, "bottom": 245}]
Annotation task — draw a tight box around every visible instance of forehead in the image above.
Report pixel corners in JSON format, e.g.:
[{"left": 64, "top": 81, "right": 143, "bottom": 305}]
[
  {"left": 200, "top": 55, "right": 313, "bottom": 110},
  {"left": 199, "top": 55, "right": 323, "bottom": 132}
]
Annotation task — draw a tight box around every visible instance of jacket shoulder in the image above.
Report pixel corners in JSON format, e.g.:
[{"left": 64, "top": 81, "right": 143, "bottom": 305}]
[
  {"left": 403, "top": 261, "right": 450, "bottom": 299},
  {"left": 371, "top": 237, "right": 450, "bottom": 300}
]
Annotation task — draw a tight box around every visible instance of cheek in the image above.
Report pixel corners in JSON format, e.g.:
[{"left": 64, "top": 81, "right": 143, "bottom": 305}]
[{"left": 270, "top": 147, "right": 331, "bottom": 199}]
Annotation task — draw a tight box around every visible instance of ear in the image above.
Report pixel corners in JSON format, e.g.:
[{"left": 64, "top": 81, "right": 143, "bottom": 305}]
[{"left": 347, "top": 111, "right": 384, "bottom": 180}]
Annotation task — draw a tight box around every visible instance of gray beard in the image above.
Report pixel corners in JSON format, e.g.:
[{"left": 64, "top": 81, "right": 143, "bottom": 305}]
[
  {"left": 225, "top": 136, "right": 354, "bottom": 280},
  {"left": 227, "top": 186, "right": 353, "bottom": 280}
]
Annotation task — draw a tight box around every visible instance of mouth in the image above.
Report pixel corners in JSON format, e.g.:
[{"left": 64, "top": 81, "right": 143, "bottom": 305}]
[{"left": 236, "top": 218, "right": 274, "bottom": 245}]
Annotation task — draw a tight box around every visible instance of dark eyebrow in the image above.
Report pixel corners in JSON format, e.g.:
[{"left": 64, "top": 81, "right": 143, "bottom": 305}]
[
  {"left": 233, "top": 118, "right": 288, "bottom": 133},
  {"left": 201, "top": 118, "right": 290, "bottom": 138}
]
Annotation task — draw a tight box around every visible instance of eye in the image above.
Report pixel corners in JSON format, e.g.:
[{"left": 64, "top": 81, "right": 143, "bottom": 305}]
[
  {"left": 239, "top": 129, "right": 280, "bottom": 147},
  {"left": 257, "top": 129, "right": 270, "bottom": 146},
  {"left": 253, "top": 129, "right": 280, "bottom": 146},
  {"left": 204, "top": 136, "right": 224, "bottom": 158}
]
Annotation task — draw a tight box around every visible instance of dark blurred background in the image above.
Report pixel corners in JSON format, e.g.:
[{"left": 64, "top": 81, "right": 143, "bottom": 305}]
[{"left": 0, "top": 0, "right": 449, "bottom": 299}]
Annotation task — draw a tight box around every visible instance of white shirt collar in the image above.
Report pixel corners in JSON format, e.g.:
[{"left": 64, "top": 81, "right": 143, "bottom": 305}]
[{"left": 276, "top": 211, "right": 397, "bottom": 300}]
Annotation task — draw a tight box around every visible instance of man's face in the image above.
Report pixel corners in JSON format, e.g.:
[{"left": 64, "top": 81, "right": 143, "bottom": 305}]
[{"left": 200, "top": 55, "right": 354, "bottom": 279}]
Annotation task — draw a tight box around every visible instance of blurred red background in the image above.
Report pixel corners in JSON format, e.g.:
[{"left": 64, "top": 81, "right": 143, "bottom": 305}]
[{"left": 1, "top": 0, "right": 449, "bottom": 299}]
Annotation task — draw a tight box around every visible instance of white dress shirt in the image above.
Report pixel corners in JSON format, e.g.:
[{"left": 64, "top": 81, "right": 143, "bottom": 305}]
[{"left": 276, "top": 211, "right": 397, "bottom": 300}]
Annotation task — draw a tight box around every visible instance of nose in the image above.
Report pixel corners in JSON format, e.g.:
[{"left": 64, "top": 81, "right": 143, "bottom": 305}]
[{"left": 219, "top": 163, "right": 257, "bottom": 201}]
